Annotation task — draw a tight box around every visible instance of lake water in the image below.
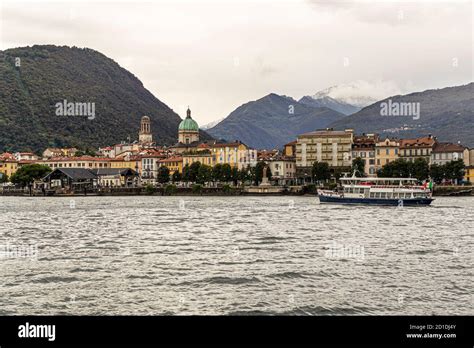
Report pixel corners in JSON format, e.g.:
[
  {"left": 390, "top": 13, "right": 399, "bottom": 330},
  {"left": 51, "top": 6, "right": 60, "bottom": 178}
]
[{"left": 0, "top": 196, "right": 472, "bottom": 315}]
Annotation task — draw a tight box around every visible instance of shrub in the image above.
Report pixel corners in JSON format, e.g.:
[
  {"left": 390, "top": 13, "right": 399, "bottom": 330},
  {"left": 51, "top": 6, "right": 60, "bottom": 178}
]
[
  {"left": 222, "top": 184, "right": 232, "bottom": 195},
  {"left": 191, "top": 184, "right": 203, "bottom": 194},
  {"left": 144, "top": 184, "right": 156, "bottom": 195},
  {"left": 164, "top": 184, "right": 177, "bottom": 195}
]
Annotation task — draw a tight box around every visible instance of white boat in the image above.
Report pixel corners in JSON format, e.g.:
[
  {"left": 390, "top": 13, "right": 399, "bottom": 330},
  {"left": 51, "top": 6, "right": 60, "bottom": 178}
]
[{"left": 318, "top": 177, "right": 434, "bottom": 206}]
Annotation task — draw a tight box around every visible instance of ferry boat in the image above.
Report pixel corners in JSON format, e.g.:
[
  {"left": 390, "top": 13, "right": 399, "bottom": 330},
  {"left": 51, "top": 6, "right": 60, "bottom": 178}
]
[{"left": 317, "top": 177, "right": 434, "bottom": 206}]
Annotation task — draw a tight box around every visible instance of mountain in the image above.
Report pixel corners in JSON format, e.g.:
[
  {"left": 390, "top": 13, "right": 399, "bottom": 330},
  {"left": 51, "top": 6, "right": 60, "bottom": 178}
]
[
  {"left": 328, "top": 83, "right": 474, "bottom": 147},
  {"left": 207, "top": 93, "right": 346, "bottom": 149},
  {"left": 298, "top": 95, "right": 360, "bottom": 115},
  {"left": 0, "top": 45, "right": 211, "bottom": 153},
  {"left": 308, "top": 80, "right": 403, "bottom": 108},
  {"left": 202, "top": 117, "right": 225, "bottom": 130}
]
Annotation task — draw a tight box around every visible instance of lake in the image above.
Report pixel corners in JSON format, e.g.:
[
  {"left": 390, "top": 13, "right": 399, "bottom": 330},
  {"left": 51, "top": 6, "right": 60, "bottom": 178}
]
[{"left": 0, "top": 196, "right": 472, "bottom": 315}]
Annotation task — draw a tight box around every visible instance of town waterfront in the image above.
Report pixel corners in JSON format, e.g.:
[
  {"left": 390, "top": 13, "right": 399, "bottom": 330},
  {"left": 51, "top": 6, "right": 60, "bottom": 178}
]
[{"left": 0, "top": 196, "right": 472, "bottom": 315}]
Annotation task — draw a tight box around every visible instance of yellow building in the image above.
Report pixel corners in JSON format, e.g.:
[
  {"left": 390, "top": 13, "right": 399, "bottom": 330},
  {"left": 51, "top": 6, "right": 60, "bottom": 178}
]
[
  {"left": 159, "top": 156, "right": 183, "bottom": 175},
  {"left": 0, "top": 159, "right": 18, "bottom": 179},
  {"left": 210, "top": 141, "right": 257, "bottom": 169},
  {"left": 283, "top": 141, "right": 296, "bottom": 157},
  {"left": 183, "top": 150, "right": 213, "bottom": 167},
  {"left": 110, "top": 155, "right": 142, "bottom": 175},
  {"left": 375, "top": 138, "right": 400, "bottom": 172},
  {"left": 464, "top": 166, "right": 474, "bottom": 183},
  {"left": 39, "top": 156, "right": 111, "bottom": 170}
]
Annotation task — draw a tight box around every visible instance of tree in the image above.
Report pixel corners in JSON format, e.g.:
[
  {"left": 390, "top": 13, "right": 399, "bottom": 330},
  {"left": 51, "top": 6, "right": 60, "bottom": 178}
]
[
  {"left": 0, "top": 173, "right": 9, "bottom": 183},
  {"left": 171, "top": 171, "right": 182, "bottom": 183},
  {"left": 430, "top": 164, "right": 445, "bottom": 184},
  {"left": 188, "top": 162, "right": 201, "bottom": 182},
  {"left": 238, "top": 166, "right": 251, "bottom": 184},
  {"left": 412, "top": 158, "right": 430, "bottom": 181},
  {"left": 221, "top": 163, "right": 232, "bottom": 183},
  {"left": 444, "top": 159, "right": 465, "bottom": 183},
  {"left": 196, "top": 164, "right": 212, "bottom": 185},
  {"left": 157, "top": 166, "right": 170, "bottom": 184},
  {"left": 311, "top": 161, "right": 330, "bottom": 183},
  {"left": 10, "top": 164, "right": 51, "bottom": 187},
  {"left": 182, "top": 164, "right": 190, "bottom": 183},
  {"left": 351, "top": 157, "right": 365, "bottom": 177},
  {"left": 212, "top": 163, "right": 223, "bottom": 183},
  {"left": 231, "top": 167, "right": 239, "bottom": 186}
]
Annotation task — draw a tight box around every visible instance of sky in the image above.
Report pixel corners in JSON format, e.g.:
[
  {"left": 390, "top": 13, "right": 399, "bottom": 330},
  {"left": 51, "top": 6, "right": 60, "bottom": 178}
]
[{"left": 0, "top": 0, "right": 472, "bottom": 126}]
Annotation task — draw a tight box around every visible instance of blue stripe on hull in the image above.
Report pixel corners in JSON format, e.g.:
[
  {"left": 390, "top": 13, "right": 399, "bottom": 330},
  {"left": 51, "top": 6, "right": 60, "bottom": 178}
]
[{"left": 318, "top": 196, "right": 433, "bottom": 206}]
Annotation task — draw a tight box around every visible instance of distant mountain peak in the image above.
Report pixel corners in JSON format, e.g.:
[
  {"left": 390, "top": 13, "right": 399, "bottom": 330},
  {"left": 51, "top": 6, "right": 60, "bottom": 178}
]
[
  {"left": 311, "top": 80, "right": 403, "bottom": 108},
  {"left": 207, "top": 93, "right": 346, "bottom": 149}
]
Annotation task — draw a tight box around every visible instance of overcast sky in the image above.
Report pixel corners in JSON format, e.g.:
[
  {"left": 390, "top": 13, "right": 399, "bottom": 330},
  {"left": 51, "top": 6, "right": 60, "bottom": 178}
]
[{"left": 0, "top": 0, "right": 472, "bottom": 125}]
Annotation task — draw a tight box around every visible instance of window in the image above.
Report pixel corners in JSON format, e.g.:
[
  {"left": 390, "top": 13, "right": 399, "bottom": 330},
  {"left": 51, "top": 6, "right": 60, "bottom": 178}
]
[{"left": 386, "top": 149, "right": 389, "bottom": 155}]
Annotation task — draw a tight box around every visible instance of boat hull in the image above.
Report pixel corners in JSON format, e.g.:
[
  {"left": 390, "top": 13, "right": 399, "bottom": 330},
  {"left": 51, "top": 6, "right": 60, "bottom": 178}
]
[{"left": 318, "top": 195, "right": 433, "bottom": 206}]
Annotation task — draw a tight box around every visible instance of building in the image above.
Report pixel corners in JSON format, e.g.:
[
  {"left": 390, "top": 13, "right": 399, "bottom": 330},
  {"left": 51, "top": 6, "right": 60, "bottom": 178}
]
[
  {"left": 110, "top": 155, "right": 142, "bottom": 176},
  {"left": 138, "top": 116, "right": 153, "bottom": 144},
  {"left": 14, "top": 152, "right": 39, "bottom": 161},
  {"left": 43, "top": 168, "right": 98, "bottom": 191},
  {"left": 430, "top": 142, "right": 467, "bottom": 165},
  {"left": 464, "top": 166, "right": 474, "bottom": 183},
  {"left": 296, "top": 128, "right": 354, "bottom": 178},
  {"left": 267, "top": 156, "right": 296, "bottom": 185},
  {"left": 399, "top": 136, "right": 436, "bottom": 163},
  {"left": 283, "top": 141, "right": 296, "bottom": 158},
  {"left": 352, "top": 134, "right": 378, "bottom": 177},
  {"left": 210, "top": 141, "right": 256, "bottom": 169},
  {"left": 178, "top": 108, "right": 200, "bottom": 145},
  {"left": 158, "top": 156, "right": 183, "bottom": 175},
  {"left": 42, "top": 148, "right": 77, "bottom": 159},
  {"left": 141, "top": 150, "right": 167, "bottom": 184},
  {"left": 91, "top": 168, "right": 137, "bottom": 187},
  {"left": 182, "top": 150, "right": 213, "bottom": 167},
  {"left": 39, "top": 156, "right": 112, "bottom": 170},
  {"left": 0, "top": 153, "right": 18, "bottom": 180},
  {"left": 375, "top": 138, "right": 400, "bottom": 172}
]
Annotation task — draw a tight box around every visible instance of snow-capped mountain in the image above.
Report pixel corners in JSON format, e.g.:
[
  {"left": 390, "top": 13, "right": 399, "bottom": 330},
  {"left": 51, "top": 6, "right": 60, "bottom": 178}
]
[
  {"left": 298, "top": 95, "right": 360, "bottom": 115},
  {"left": 307, "top": 80, "right": 402, "bottom": 109},
  {"left": 202, "top": 117, "right": 225, "bottom": 130}
]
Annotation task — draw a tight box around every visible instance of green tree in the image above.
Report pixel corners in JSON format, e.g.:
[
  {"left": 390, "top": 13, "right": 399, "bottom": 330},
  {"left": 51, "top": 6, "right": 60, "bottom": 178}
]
[
  {"left": 412, "top": 158, "right": 430, "bottom": 181},
  {"left": 351, "top": 157, "right": 365, "bottom": 177},
  {"left": 188, "top": 161, "right": 201, "bottom": 182},
  {"left": 182, "top": 164, "right": 190, "bottom": 183},
  {"left": 0, "top": 173, "right": 9, "bottom": 183},
  {"left": 444, "top": 159, "right": 465, "bottom": 183},
  {"left": 157, "top": 166, "right": 170, "bottom": 184},
  {"left": 212, "top": 163, "right": 223, "bottom": 183},
  {"left": 171, "top": 171, "right": 182, "bottom": 183},
  {"left": 311, "top": 161, "right": 330, "bottom": 183},
  {"left": 221, "top": 163, "right": 232, "bottom": 182},
  {"left": 10, "top": 164, "right": 52, "bottom": 187},
  {"left": 231, "top": 167, "right": 239, "bottom": 186},
  {"left": 197, "top": 164, "right": 212, "bottom": 185},
  {"left": 430, "top": 164, "right": 445, "bottom": 184}
]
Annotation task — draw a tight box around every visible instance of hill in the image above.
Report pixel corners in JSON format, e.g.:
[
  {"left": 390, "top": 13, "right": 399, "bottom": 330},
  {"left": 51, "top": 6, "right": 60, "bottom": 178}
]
[{"left": 0, "top": 45, "right": 210, "bottom": 153}]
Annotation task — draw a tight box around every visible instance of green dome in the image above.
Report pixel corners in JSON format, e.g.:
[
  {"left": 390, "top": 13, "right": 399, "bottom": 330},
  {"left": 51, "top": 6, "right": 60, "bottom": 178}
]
[{"left": 179, "top": 108, "right": 199, "bottom": 132}]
